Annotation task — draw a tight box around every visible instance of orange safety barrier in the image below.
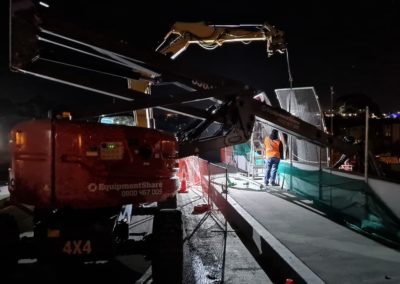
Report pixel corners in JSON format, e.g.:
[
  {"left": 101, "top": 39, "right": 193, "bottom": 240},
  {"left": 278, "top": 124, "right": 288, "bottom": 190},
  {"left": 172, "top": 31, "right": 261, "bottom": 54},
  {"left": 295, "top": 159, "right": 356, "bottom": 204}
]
[
  {"left": 178, "top": 170, "right": 188, "bottom": 193},
  {"left": 220, "top": 146, "right": 234, "bottom": 164},
  {"left": 178, "top": 156, "right": 201, "bottom": 188}
]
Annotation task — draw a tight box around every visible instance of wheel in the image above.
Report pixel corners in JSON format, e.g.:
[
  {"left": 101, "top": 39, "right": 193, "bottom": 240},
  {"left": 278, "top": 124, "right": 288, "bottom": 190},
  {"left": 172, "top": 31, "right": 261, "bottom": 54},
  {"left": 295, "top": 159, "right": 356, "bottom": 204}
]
[
  {"left": 158, "top": 194, "right": 177, "bottom": 209},
  {"left": 113, "top": 220, "right": 129, "bottom": 242},
  {"left": 0, "top": 213, "right": 20, "bottom": 270},
  {"left": 151, "top": 209, "right": 183, "bottom": 284}
]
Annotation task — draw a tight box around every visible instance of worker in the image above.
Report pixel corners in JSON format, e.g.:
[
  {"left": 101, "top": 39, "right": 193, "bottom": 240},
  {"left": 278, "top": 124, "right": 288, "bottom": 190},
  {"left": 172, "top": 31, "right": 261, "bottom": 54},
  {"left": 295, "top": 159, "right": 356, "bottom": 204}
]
[{"left": 264, "top": 129, "right": 283, "bottom": 186}]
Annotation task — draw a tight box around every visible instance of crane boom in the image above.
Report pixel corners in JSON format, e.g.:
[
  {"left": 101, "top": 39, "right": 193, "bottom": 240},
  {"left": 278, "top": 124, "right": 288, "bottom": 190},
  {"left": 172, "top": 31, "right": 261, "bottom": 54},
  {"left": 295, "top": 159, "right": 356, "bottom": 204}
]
[
  {"left": 156, "top": 22, "right": 285, "bottom": 59},
  {"left": 128, "top": 21, "right": 284, "bottom": 127}
]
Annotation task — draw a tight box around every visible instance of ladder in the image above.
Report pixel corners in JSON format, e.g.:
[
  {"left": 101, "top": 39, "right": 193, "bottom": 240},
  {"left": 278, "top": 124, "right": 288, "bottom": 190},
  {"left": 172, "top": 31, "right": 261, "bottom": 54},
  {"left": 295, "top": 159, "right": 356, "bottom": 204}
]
[{"left": 249, "top": 122, "right": 265, "bottom": 179}]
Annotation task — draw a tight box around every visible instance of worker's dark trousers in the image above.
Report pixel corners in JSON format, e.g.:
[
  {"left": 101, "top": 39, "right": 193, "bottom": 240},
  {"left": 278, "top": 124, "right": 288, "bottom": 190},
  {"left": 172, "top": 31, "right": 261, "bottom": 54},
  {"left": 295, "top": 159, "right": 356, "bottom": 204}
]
[{"left": 264, "top": 157, "right": 280, "bottom": 185}]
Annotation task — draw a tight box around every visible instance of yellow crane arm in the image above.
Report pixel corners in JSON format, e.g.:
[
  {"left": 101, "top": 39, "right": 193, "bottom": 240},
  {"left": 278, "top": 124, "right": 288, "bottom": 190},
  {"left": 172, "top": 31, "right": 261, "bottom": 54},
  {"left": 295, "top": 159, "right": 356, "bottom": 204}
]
[{"left": 156, "top": 22, "right": 286, "bottom": 59}]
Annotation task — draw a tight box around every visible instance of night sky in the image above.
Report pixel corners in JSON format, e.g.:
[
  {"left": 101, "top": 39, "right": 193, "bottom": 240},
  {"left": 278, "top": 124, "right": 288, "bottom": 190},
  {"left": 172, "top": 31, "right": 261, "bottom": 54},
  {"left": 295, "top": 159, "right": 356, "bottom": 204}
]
[{"left": 1, "top": 0, "right": 400, "bottom": 113}]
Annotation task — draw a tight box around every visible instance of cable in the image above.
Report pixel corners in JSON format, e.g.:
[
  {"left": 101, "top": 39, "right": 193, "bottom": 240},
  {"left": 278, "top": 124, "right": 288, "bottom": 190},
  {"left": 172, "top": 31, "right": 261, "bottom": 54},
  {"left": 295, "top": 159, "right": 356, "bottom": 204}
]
[
  {"left": 285, "top": 48, "right": 295, "bottom": 167},
  {"left": 197, "top": 42, "right": 220, "bottom": 50},
  {"left": 285, "top": 48, "right": 294, "bottom": 107}
]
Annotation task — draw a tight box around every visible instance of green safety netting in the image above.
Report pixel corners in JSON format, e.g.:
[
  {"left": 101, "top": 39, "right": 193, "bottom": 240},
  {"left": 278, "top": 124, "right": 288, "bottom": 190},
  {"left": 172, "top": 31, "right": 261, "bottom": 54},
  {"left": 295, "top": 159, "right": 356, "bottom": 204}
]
[
  {"left": 233, "top": 143, "right": 251, "bottom": 157},
  {"left": 254, "top": 153, "right": 264, "bottom": 166},
  {"left": 278, "top": 161, "right": 400, "bottom": 247},
  {"left": 233, "top": 143, "right": 264, "bottom": 166}
]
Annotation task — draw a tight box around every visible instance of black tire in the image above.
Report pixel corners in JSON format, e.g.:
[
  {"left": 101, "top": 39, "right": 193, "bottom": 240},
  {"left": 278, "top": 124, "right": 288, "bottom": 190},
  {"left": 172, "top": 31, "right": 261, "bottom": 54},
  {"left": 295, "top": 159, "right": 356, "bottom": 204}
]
[
  {"left": 114, "top": 220, "right": 130, "bottom": 242},
  {"left": 151, "top": 209, "right": 183, "bottom": 284},
  {"left": 0, "top": 213, "right": 20, "bottom": 270},
  {"left": 158, "top": 194, "right": 177, "bottom": 209}
]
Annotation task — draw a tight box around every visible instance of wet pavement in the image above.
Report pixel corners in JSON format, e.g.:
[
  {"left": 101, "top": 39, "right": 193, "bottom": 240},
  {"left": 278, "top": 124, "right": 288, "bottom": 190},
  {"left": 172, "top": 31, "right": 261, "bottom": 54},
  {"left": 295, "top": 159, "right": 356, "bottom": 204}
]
[
  {"left": 1, "top": 185, "right": 270, "bottom": 283},
  {"left": 179, "top": 186, "right": 271, "bottom": 284}
]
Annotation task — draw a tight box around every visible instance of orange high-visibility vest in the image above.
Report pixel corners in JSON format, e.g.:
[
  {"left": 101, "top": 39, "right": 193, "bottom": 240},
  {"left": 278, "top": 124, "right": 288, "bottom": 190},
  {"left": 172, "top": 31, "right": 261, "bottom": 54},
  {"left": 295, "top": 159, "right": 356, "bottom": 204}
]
[{"left": 264, "top": 137, "right": 281, "bottom": 159}]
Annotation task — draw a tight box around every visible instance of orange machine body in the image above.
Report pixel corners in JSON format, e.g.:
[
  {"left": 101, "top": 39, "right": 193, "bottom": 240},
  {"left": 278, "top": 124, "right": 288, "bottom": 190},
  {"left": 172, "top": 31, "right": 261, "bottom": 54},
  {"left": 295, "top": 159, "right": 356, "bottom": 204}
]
[{"left": 9, "top": 119, "right": 179, "bottom": 209}]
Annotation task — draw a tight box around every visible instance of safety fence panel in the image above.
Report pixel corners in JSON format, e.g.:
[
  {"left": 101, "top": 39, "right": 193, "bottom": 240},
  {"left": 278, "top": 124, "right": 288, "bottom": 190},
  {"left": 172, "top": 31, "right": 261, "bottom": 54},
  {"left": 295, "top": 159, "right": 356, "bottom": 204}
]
[
  {"left": 178, "top": 156, "right": 201, "bottom": 188},
  {"left": 278, "top": 161, "right": 400, "bottom": 247},
  {"left": 199, "top": 157, "right": 209, "bottom": 198},
  {"left": 179, "top": 157, "right": 228, "bottom": 203},
  {"left": 220, "top": 146, "right": 234, "bottom": 164},
  {"left": 208, "top": 163, "right": 228, "bottom": 193},
  {"left": 207, "top": 162, "right": 228, "bottom": 211}
]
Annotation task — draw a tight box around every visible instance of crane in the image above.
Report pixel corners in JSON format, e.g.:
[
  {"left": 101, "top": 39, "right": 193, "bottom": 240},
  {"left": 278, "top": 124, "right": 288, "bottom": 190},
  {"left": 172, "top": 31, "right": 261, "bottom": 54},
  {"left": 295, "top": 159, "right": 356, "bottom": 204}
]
[
  {"left": 130, "top": 21, "right": 286, "bottom": 128},
  {"left": 155, "top": 21, "right": 285, "bottom": 59}
]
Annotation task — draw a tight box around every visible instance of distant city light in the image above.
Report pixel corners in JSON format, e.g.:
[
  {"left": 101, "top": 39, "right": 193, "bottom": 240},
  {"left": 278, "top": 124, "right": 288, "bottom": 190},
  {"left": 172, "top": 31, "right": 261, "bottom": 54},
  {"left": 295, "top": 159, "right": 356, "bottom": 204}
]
[
  {"left": 324, "top": 110, "right": 400, "bottom": 119},
  {"left": 39, "top": 2, "right": 49, "bottom": 8}
]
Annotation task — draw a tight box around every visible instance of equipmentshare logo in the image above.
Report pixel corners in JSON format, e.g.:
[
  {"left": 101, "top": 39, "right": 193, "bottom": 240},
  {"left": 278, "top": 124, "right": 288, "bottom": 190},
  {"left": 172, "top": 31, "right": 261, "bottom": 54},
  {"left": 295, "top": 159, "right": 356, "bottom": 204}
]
[{"left": 88, "top": 182, "right": 163, "bottom": 192}]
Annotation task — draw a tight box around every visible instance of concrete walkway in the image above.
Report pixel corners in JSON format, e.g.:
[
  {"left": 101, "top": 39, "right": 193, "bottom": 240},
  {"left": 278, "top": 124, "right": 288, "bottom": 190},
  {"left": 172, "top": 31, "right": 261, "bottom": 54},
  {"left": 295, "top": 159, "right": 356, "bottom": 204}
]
[{"left": 211, "top": 175, "right": 400, "bottom": 283}]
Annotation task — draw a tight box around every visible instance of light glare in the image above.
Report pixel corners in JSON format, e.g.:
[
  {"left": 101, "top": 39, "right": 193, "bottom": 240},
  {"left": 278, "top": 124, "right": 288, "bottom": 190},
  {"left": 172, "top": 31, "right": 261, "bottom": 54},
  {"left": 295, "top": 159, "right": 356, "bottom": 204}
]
[{"left": 39, "top": 2, "right": 49, "bottom": 8}]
